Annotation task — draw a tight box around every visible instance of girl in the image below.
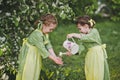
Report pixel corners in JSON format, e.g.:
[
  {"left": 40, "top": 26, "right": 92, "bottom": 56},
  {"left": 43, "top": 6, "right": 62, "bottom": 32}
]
[
  {"left": 66, "top": 15, "right": 110, "bottom": 80},
  {"left": 16, "top": 14, "right": 63, "bottom": 80}
]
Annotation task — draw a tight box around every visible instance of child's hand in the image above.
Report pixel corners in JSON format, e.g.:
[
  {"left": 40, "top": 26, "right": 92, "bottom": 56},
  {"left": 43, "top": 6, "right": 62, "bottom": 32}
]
[
  {"left": 67, "top": 33, "right": 82, "bottom": 38},
  {"left": 54, "top": 56, "right": 63, "bottom": 65},
  {"left": 66, "top": 51, "right": 72, "bottom": 56},
  {"left": 67, "top": 33, "right": 75, "bottom": 38},
  {"left": 56, "top": 56, "right": 62, "bottom": 61}
]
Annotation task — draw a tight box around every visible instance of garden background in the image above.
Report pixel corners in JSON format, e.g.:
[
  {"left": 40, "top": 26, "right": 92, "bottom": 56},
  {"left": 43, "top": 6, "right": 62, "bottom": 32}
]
[{"left": 0, "top": 0, "right": 120, "bottom": 80}]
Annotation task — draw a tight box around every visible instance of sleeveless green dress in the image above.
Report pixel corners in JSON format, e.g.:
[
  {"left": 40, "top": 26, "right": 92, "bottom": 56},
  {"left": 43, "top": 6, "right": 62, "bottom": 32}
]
[
  {"left": 78, "top": 28, "right": 110, "bottom": 80},
  {"left": 16, "top": 29, "right": 52, "bottom": 80}
]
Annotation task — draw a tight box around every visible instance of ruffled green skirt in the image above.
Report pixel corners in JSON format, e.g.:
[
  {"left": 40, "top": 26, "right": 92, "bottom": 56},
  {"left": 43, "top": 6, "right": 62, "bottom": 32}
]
[
  {"left": 85, "top": 44, "right": 110, "bottom": 80},
  {"left": 16, "top": 42, "right": 42, "bottom": 80}
]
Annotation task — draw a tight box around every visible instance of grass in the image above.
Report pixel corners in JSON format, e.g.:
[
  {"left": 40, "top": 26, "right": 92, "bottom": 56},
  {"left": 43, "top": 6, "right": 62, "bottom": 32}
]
[{"left": 42, "top": 20, "right": 120, "bottom": 80}]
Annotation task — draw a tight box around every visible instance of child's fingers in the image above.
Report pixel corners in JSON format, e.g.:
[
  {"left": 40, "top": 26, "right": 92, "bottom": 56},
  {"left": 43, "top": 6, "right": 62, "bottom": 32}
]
[
  {"left": 66, "top": 51, "right": 72, "bottom": 56},
  {"left": 67, "top": 34, "right": 74, "bottom": 38},
  {"left": 56, "top": 57, "right": 62, "bottom": 61},
  {"left": 67, "top": 34, "right": 72, "bottom": 38},
  {"left": 56, "top": 59, "right": 63, "bottom": 65}
]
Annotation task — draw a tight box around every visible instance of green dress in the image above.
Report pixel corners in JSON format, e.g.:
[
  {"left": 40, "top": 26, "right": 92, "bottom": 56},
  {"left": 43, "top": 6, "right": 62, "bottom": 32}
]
[
  {"left": 78, "top": 28, "right": 110, "bottom": 80},
  {"left": 16, "top": 29, "right": 52, "bottom": 80}
]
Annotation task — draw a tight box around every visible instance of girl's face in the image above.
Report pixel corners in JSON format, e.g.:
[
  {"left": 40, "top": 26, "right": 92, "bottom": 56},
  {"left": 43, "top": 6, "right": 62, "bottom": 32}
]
[
  {"left": 42, "top": 23, "right": 57, "bottom": 34},
  {"left": 77, "top": 23, "right": 90, "bottom": 34}
]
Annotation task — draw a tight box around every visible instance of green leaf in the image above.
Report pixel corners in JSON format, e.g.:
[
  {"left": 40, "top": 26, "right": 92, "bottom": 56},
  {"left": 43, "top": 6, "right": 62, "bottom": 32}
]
[
  {"left": 13, "top": 17, "right": 20, "bottom": 27},
  {"left": 0, "top": 49, "right": 3, "bottom": 56}
]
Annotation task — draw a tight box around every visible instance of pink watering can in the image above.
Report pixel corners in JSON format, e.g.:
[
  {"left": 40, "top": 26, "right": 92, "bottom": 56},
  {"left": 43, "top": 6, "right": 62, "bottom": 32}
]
[{"left": 59, "top": 38, "right": 79, "bottom": 56}]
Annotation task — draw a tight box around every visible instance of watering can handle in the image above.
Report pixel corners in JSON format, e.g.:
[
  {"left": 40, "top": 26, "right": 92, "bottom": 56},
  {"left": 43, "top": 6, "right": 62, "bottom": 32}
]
[{"left": 67, "top": 38, "right": 77, "bottom": 43}]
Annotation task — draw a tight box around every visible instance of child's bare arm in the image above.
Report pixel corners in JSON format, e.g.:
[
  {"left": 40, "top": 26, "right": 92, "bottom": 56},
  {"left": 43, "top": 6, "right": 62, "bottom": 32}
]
[{"left": 67, "top": 33, "right": 82, "bottom": 38}]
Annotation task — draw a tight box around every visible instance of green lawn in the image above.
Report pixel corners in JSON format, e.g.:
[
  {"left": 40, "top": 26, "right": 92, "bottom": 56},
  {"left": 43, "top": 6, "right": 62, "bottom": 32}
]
[{"left": 41, "top": 20, "right": 120, "bottom": 80}]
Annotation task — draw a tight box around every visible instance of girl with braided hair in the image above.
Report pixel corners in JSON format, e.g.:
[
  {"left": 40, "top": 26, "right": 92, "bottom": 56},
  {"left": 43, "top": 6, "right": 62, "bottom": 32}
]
[
  {"left": 66, "top": 15, "right": 110, "bottom": 80},
  {"left": 16, "top": 14, "right": 63, "bottom": 80}
]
